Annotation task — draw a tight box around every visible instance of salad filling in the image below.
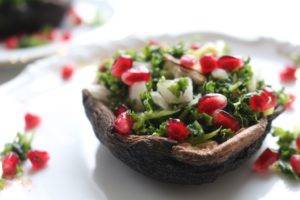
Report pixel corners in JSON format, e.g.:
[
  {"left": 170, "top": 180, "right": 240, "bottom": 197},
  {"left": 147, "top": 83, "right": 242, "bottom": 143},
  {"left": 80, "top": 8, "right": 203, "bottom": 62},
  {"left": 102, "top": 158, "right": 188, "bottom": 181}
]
[{"left": 94, "top": 40, "right": 289, "bottom": 145}]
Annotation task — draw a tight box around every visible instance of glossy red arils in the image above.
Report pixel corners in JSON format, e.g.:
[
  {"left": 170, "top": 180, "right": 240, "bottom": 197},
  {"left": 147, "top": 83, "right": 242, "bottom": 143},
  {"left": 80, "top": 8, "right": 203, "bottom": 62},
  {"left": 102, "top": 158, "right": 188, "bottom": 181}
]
[
  {"left": 111, "top": 55, "right": 133, "bottom": 77},
  {"left": 197, "top": 93, "right": 227, "bottom": 115},
  {"left": 61, "top": 64, "right": 74, "bottom": 81},
  {"left": 5, "top": 36, "right": 19, "bottom": 49},
  {"left": 2, "top": 153, "right": 20, "bottom": 178},
  {"left": 27, "top": 150, "right": 50, "bottom": 170},
  {"left": 290, "top": 155, "right": 300, "bottom": 175},
  {"left": 180, "top": 55, "right": 196, "bottom": 69},
  {"left": 217, "top": 56, "right": 243, "bottom": 71},
  {"left": 279, "top": 65, "right": 297, "bottom": 83},
  {"left": 212, "top": 110, "right": 240, "bottom": 132},
  {"left": 166, "top": 119, "right": 190, "bottom": 142},
  {"left": 252, "top": 148, "right": 279, "bottom": 173},
  {"left": 114, "top": 104, "right": 128, "bottom": 116},
  {"left": 25, "top": 113, "right": 41, "bottom": 131},
  {"left": 285, "top": 94, "right": 296, "bottom": 110},
  {"left": 296, "top": 137, "right": 300, "bottom": 150},
  {"left": 249, "top": 88, "right": 277, "bottom": 112},
  {"left": 114, "top": 112, "right": 133, "bottom": 136},
  {"left": 121, "top": 69, "right": 151, "bottom": 85},
  {"left": 200, "top": 55, "right": 217, "bottom": 74}
]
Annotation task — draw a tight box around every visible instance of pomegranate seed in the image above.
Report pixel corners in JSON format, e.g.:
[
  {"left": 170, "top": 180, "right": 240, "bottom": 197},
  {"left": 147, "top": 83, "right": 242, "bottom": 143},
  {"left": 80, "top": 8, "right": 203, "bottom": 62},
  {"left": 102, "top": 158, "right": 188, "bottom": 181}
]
[
  {"left": 61, "top": 64, "right": 74, "bottom": 81},
  {"left": 27, "top": 150, "right": 50, "bottom": 170},
  {"left": 25, "top": 113, "right": 41, "bottom": 131},
  {"left": 114, "top": 112, "right": 133, "bottom": 136},
  {"left": 249, "top": 88, "right": 277, "bottom": 112},
  {"left": 114, "top": 104, "right": 128, "bottom": 116},
  {"left": 121, "top": 69, "right": 151, "bottom": 85},
  {"left": 190, "top": 43, "right": 200, "bottom": 50},
  {"left": 166, "top": 119, "right": 190, "bottom": 142},
  {"left": 197, "top": 93, "right": 227, "bottom": 115},
  {"left": 69, "top": 8, "right": 82, "bottom": 25},
  {"left": 290, "top": 155, "right": 300, "bottom": 175},
  {"left": 217, "top": 56, "right": 243, "bottom": 71},
  {"left": 4, "top": 36, "right": 19, "bottom": 49},
  {"left": 212, "top": 110, "right": 240, "bottom": 132},
  {"left": 200, "top": 55, "right": 218, "bottom": 74},
  {"left": 296, "top": 137, "right": 300, "bottom": 150},
  {"left": 2, "top": 153, "right": 20, "bottom": 178},
  {"left": 252, "top": 148, "right": 279, "bottom": 173},
  {"left": 61, "top": 31, "right": 72, "bottom": 42},
  {"left": 111, "top": 55, "right": 133, "bottom": 77},
  {"left": 180, "top": 55, "right": 196, "bottom": 69},
  {"left": 285, "top": 94, "right": 296, "bottom": 110},
  {"left": 279, "top": 65, "right": 297, "bottom": 83}
]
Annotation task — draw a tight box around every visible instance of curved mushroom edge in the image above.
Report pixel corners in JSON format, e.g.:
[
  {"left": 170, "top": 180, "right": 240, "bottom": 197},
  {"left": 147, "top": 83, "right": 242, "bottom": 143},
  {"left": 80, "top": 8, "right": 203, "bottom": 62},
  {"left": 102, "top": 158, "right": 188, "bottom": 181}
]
[{"left": 82, "top": 89, "right": 283, "bottom": 184}]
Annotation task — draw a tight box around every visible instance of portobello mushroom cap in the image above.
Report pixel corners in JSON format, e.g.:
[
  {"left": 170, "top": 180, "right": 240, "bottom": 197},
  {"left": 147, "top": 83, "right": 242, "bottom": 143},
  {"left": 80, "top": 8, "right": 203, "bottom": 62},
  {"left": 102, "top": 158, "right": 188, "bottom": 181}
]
[
  {"left": 0, "top": 0, "right": 71, "bottom": 39},
  {"left": 82, "top": 90, "right": 284, "bottom": 185}
]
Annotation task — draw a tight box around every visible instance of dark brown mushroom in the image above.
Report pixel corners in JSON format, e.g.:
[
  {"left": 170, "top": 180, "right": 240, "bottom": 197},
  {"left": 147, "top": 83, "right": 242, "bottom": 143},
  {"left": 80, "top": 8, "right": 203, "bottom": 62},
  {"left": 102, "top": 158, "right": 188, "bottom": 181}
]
[{"left": 82, "top": 90, "right": 284, "bottom": 185}]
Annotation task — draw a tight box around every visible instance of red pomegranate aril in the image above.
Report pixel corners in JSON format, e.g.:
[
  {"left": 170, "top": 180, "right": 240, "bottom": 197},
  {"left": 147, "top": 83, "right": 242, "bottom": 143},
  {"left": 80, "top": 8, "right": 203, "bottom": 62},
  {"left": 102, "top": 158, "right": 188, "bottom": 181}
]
[
  {"left": 180, "top": 55, "right": 196, "bottom": 69},
  {"left": 61, "top": 31, "right": 72, "bottom": 41},
  {"left": 61, "top": 64, "right": 74, "bottom": 81},
  {"left": 285, "top": 94, "right": 296, "bottom": 110},
  {"left": 121, "top": 69, "right": 151, "bottom": 85},
  {"left": 27, "top": 150, "right": 50, "bottom": 170},
  {"left": 212, "top": 110, "right": 240, "bottom": 132},
  {"left": 217, "top": 55, "right": 243, "bottom": 71},
  {"left": 296, "top": 137, "right": 300, "bottom": 150},
  {"left": 114, "top": 104, "right": 128, "bottom": 117},
  {"left": 290, "top": 155, "right": 300, "bottom": 175},
  {"left": 111, "top": 55, "right": 133, "bottom": 77},
  {"left": 2, "top": 153, "right": 20, "bottom": 178},
  {"left": 279, "top": 65, "right": 297, "bottom": 83},
  {"left": 252, "top": 148, "right": 279, "bottom": 173},
  {"left": 200, "top": 55, "right": 218, "bottom": 74},
  {"left": 5, "top": 36, "right": 19, "bottom": 49},
  {"left": 114, "top": 112, "right": 133, "bottom": 136},
  {"left": 166, "top": 119, "right": 190, "bottom": 142},
  {"left": 197, "top": 93, "right": 227, "bottom": 115},
  {"left": 25, "top": 113, "right": 41, "bottom": 131},
  {"left": 262, "top": 88, "right": 277, "bottom": 108},
  {"left": 249, "top": 88, "right": 277, "bottom": 112}
]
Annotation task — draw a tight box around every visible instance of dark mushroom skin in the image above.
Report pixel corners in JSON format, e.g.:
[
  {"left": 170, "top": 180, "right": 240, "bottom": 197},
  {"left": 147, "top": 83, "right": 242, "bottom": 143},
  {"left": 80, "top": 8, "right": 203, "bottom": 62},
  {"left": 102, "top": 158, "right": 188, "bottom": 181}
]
[
  {"left": 0, "top": 0, "right": 71, "bottom": 39},
  {"left": 83, "top": 90, "right": 284, "bottom": 185}
]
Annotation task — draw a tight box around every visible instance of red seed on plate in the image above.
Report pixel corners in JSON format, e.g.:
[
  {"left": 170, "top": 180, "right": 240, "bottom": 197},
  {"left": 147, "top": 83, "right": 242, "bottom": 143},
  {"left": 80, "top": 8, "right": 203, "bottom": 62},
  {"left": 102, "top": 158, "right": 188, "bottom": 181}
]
[
  {"left": 61, "top": 31, "right": 72, "bottom": 42},
  {"left": 25, "top": 113, "right": 41, "bottom": 131},
  {"left": 197, "top": 93, "right": 227, "bottom": 115},
  {"left": 111, "top": 55, "right": 133, "bottom": 77},
  {"left": 252, "top": 148, "right": 279, "bottom": 173},
  {"left": 290, "top": 154, "right": 300, "bottom": 175},
  {"left": 249, "top": 88, "right": 277, "bottom": 112},
  {"left": 190, "top": 43, "right": 201, "bottom": 50},
  {"left": 27, "top": 150, "right": 50, "bottom": 170},
  {"left": 114, "top": 112, "right": 133, "bottom": 136},
  {"left": 200, "top": 55, "right": 217, "bottom": 74},
  {"left": 2, "top": 152, "right": 20, "bottom": 178},
  {"left": 166, "top": 119, "right": 190, "bottom": 142},
  {"left": 212, "top": 110, "right": 240, "bottom": 132},
  {"left": 180, "top": 55, "right": 196, "bottom": 69},
  {"left": 296, "top": 137, "right": 300, "bottom": 150},
  {"left": 4, "top": 36, "right": 19, "bottom": 49},
  {"left": 279, "top": 65, "right": 297, "bottom": 83},
  {"left": 114, "top": 104, "right": 128, "bottom": 117},
  {"left": 121, "top": 69, "right": 151, "bottom": 85},
  {"left": 217, "top": 55, "right": 243, "bottom": 71},
  {"left": 61, "top": 64, "right": 74, "bottom": 81}
]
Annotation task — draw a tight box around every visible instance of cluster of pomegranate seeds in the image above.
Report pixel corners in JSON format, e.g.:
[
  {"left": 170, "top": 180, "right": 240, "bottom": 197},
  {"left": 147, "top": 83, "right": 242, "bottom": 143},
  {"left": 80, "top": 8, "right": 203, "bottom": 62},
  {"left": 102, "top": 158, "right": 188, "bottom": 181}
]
[
  {"left": 114, "top": 112, "right": 134, "bottom": 136},
  {"left": 200, "top": 55, "right": 218, "bottom": 74},
  {"left": 197, "top": 93, "right": 227, "bottom": 115},
  {"left": 111, "top": 55, "right": 133, "bottom": 77},
  {"left": 279, "top": 65, "right": 297, "bottom": 83},
  {"left": 27, "top": 150, "right": 50, "bottom": 171},
  {"left": 114, "top": 105, "right": 128, "bottom": 117},
  {"left": 212, "top": 110, "right": 240, "bottom": 132},
  {"left": 252, "top": 148, "right": 279, "bottom": 173},
  {"left": 180, "top": 55, "right": 196, "bottom": 69},
  {"left": 121, "top": 69, "right": 151, "bottom": 86},
  {"left": 4, "top": 36, "right": 19, "bottom": 49},
  {"left": 2, "top": 153, "right": 20, "bottom": 178},
  {"left": 217, "top": 56, "right": 244, "bottom": 71},
  {"left": 61, "top": 63, "right": 75, "bottom": 81},
  {"left": 166, "top": 119, "right": 190, "bottom": 142},
  {"left": 25, "top": 113, "right": 41, "bottom": 131},
  {"left": 249, "top": 88, "right": 277, "bottom": 112}
]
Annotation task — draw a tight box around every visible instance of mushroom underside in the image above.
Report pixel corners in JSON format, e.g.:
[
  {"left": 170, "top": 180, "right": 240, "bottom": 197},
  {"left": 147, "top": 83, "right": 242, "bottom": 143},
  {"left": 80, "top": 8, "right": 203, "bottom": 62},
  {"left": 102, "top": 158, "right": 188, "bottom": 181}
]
[{"left": 82, "top": 90, "right": 283, "bottom": 185}]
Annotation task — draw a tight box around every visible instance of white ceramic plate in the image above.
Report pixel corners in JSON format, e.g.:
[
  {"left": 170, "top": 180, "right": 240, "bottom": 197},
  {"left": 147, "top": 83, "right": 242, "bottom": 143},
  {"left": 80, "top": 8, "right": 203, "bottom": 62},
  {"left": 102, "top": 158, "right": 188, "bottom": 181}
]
[
  {"left": 0, "top": 0, "right": 113, "bottom": 66},
  {"left": 0, "top": 32, "right": 299, "bottom": 200}
]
